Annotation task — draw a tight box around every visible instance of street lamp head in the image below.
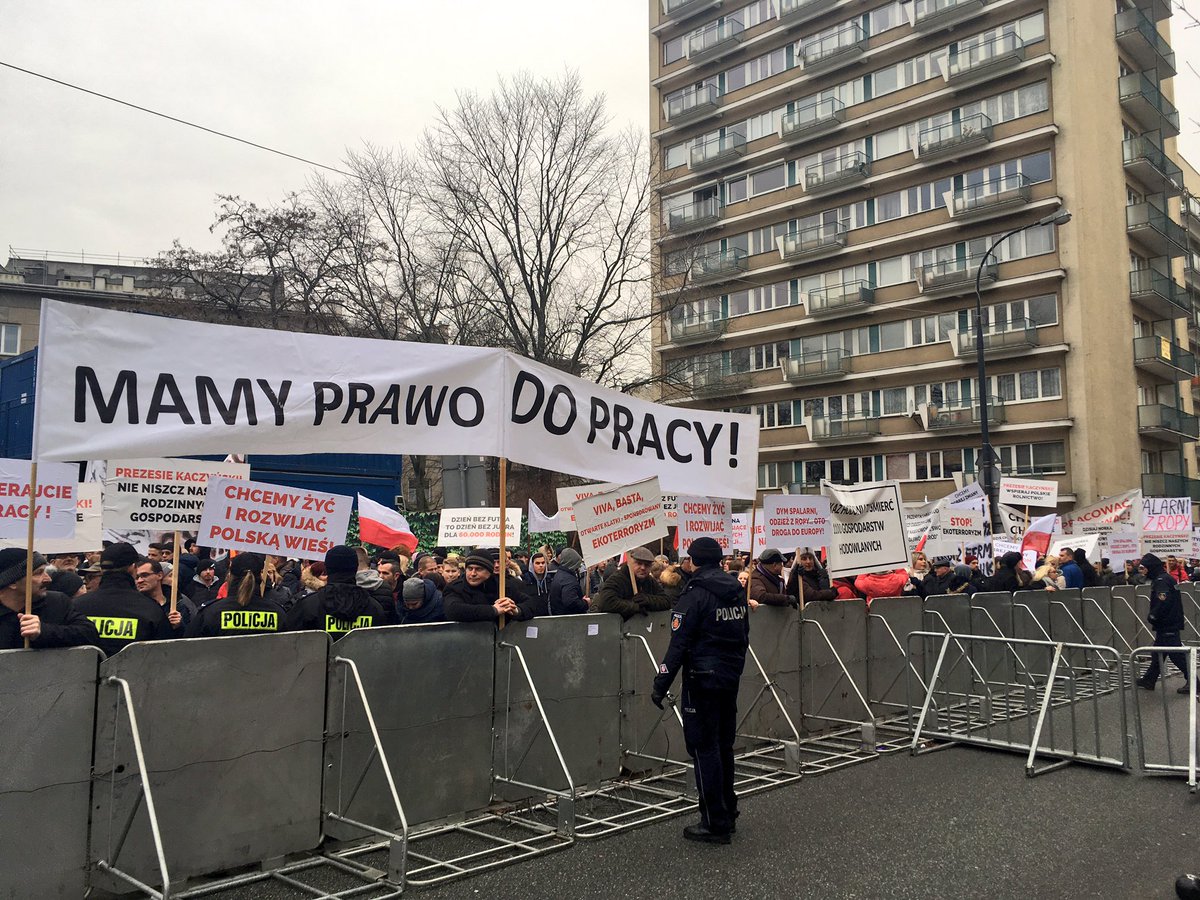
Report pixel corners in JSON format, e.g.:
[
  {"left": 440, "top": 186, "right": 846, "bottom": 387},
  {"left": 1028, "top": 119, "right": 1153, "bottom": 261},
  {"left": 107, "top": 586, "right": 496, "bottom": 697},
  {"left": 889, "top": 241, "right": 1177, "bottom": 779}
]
[{"left": 1037, "top": 207, "right": 1072, "bottom": 227}]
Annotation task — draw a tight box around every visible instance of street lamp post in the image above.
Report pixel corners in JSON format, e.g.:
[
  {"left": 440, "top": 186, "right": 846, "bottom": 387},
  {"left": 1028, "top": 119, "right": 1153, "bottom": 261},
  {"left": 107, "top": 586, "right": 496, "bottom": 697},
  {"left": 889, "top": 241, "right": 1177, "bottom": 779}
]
[{"left": 974, "top": 207, "right": 1071, "bottom": 531}]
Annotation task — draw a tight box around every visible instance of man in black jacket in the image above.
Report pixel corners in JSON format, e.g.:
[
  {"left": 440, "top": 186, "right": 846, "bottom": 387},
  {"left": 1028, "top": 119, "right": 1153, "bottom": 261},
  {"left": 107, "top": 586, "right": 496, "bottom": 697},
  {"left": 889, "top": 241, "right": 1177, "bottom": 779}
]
[
  {"left": 74, "top": 542, "right": 175, "bottom": 656},
  {"left": 592, "top": 547, "right": 670, "bottom": 619},
  {"left": 0, "top": 548, "right": 98, "bottom": 650},
  {"left": 444, "top": 553, "right": 537, "bottom": 622},
  {"left": 1137, "top": 553, "right": 1195, "bottom": 693},
  {"left": 651, "top": 536, "right": 749, "bottom": 845},
  {"left": 547, "top": 548, "right": 589, "bottom": 615},
  {"left": 987, "top": 551, "right": 1029, "bottom": 593},
  {"left": 285, "top": 545, "right": 387, "bottom": 638}
]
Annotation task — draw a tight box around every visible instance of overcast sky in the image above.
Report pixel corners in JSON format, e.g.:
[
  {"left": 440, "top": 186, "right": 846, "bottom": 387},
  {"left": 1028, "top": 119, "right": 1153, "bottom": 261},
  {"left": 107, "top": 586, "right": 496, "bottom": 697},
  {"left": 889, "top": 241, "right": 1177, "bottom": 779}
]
[{"left": 2, "top": 1, "right": 1200, "bottom": 263}]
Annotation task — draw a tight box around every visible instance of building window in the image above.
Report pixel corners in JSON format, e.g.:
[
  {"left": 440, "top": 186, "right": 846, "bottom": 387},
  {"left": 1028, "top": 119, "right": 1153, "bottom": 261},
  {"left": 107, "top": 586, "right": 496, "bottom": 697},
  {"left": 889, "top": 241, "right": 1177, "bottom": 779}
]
[{"left": 0, "top": 325, "right": 19, "bottom": 356}]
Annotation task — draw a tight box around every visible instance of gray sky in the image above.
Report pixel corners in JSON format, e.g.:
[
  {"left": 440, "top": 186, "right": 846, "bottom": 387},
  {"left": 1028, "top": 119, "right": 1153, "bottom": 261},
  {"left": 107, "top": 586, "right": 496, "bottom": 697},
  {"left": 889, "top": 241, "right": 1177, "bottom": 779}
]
[
  {"left": 0, "top": 0, "right": 651, "bottom": 259},
  {"left": 3, "top": 2, "right": 1200, "bottom": 262}
]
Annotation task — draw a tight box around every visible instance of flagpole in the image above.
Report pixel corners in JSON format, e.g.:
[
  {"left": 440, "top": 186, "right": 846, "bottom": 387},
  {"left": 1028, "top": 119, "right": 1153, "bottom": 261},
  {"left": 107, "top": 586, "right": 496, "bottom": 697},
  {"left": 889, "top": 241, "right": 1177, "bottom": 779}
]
[
  {"left": 498, "top": 458, "right": 508, "bottom": 630},
  {"left": 170, "top": 530, "right": 181, "bottom": 616},
  {"left": 746, "top": 504, "right": 757, "bottom": 605},
  {"left": 23, "top": 462, "right": 38, "bottom": 649}
]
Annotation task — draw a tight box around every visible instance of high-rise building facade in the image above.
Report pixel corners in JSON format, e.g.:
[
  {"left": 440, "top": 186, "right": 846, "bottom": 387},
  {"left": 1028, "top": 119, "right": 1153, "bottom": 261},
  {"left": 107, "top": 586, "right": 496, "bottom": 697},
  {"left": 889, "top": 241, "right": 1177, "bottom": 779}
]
[{"left": 650, "top": 0, "right": 1195, "bottom": 513}]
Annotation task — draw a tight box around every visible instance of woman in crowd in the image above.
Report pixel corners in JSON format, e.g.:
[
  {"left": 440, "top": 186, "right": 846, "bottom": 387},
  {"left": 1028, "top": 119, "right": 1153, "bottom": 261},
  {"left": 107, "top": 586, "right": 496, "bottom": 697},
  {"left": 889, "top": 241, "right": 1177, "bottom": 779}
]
[{"left": 186, "top": 553, "right": 287, "bottom": 637}]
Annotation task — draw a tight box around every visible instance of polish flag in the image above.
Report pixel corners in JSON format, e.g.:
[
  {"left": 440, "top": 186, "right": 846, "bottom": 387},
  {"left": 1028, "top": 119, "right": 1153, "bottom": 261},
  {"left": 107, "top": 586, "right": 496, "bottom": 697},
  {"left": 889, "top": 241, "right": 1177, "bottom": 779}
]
[
  {"left": 1019, "top": 513, "right": 1057, "bottom": 570},
  {"left": 357, "top": 494, "right": 418, "bottom": 554}
]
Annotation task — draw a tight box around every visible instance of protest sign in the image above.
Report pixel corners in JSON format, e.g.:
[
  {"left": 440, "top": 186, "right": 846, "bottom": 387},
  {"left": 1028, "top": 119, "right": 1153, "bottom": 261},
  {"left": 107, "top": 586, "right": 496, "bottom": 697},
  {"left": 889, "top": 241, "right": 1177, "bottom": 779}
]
[
  {"left": 103, "top": 457, "right": 250, "bottom": 531},
  {"left": 1103, "top": 531, "right": 1141, "bottom": 569},
  {"left": 199, "top": 477, "right": 351, "bottom": 556},
  {"left": 1061, "top": 489, "right": 1141, "bottom": 536},
  {"left": 1140, "top": 532, "right": 1192, "bottom": 556},
  {"left": 1141, "top": 497, "right": 1192, "bottom": 533},
  {"left": 437, "top": 508, "right": 521, "bottom": 545},
  {"left": 0, "top": 484, "right": 102, "bottom": 554},
  {"left": 998, "top": 477, "right": 1058, "bottom": 508},
  {"left": 823, "top": 481, "right": 909, "bottom": 578},
  {"left": 572, "top": 478, "right": 667, "bottom": 567},
  {"left": 763, "top": 495, "right": 831, "bottom": 549},
  {"left": 731, "top": 511, "right": 767, "bottom": 557},
  {"left": 1194, "top": 530, "right": 1200, "bottom": 559},
  {"left": 0, "top": 458, "right": 78, "bottom": 540},
  {"left": 676, "top": 496, "right": 733, "bottom": 554},
  {"left": 992, "top": 538, "right": 1021, "bottom": 558},
  {"left": 34, "top": 299, "right": 759, "bottom": 498},
  {"left": 661, "top": 494, "right": 679, "bottom": 524},
  {"left": 556, "top": 482, "right": 617, "bottom": 530},
  {"left": 926, "top": 507, "right": 985, "bottom": 557},
  {"left": 1048, "top": 534, "right": 1099, "bottom": 560},
  {"left": 527, "top": 499, "right": 562, "bottom": 533},
  {"left": 944, "top": 482, "right": 985, "bottom": 509}
]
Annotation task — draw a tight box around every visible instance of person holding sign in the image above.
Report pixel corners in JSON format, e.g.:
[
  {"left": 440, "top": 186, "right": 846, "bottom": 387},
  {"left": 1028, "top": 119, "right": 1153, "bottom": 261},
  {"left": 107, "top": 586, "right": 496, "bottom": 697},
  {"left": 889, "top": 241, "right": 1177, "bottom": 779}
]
[
  {"left": 651, "top": 537, "right": 749, "bottom": 845},
  {"left": 591, "top": 547, "right": 669, "bottom": 620},
  {"left": 135, "top": 558, "right": 195, "bottom": 637},
  {"left": 443, "top": 553, "right": 537, "bottom": 623},
  {"left": 0, "top": 549, "right": 97, "bottom": 650},
  {"left": 285, "top": 545, "right": 388, "bottom": 639},
  {"left": 74, "top": 543, "right": 175, "bottom": 656},
  {"left": 785, "top": 552, "right": 837, "bottom": 605},
  {"left": 186, "top": 554, "right": 288, "bottom": 638},
  {"left": 748, "top": 548, "right": 791, "bottom": 609}
]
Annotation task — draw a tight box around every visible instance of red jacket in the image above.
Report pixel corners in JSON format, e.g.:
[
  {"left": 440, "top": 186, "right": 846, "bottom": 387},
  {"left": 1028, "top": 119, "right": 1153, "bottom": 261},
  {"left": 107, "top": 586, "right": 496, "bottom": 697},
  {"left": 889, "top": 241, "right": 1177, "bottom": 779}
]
[
  {"left": 854, "top": 569, "right": 912, "bottom": 606},
  {"left": 1168, "top": 563, "right": 1190, "bottom": 583}
]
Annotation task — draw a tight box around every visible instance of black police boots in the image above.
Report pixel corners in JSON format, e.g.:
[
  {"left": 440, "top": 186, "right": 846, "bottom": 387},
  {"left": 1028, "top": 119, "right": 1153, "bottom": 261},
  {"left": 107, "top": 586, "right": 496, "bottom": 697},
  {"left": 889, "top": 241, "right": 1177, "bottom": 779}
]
[
  {"left": 1176, "top": 872, "right": 1200, "bottom": 899},
  {"left": 683, "top": 823, "right": 732, "bottom": 845}
]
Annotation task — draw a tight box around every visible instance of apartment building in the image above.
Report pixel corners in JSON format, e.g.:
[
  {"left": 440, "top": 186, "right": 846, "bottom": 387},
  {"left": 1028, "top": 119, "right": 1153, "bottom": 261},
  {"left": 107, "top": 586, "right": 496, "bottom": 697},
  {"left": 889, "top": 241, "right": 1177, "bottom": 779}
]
[{"left": 649, "top": 0, "right": 1194, "bottom": 512}]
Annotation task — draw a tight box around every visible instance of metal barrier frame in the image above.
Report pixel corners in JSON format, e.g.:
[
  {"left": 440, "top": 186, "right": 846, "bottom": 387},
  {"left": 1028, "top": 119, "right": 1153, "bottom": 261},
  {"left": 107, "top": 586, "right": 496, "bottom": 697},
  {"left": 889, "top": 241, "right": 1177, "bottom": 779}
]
[{"left": 1130, "top": 645, "right": 1199, "bottom": 791}]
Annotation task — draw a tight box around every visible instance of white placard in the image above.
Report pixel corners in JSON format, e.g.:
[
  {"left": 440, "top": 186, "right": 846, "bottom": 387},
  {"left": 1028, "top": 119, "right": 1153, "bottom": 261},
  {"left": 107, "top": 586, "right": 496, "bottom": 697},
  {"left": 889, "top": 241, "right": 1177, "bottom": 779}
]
[
  {"left": 676, "top": 495, "right": 734, "bottom": 555},
  {"left": 1140, "top": 532, "right": 1192, "bottom": 556},
  {"left": 762, "top": 495, "right": 831, "bottom": 548},
  {"left": 661, "top": 494, "right": 679, "bottom": 524},
  {"left": 437, "top": 507, "right": 521, "bottom": 545},
  {"left": 1048, "top": 534, "right": 1100, "bottom": 560},
  {"left": 527, "top": 499, "right": 562, "bottom": 534},
  {"left": 0, "top": 458, "right": 78, "bottom": 540},
  {"left": 555, "top": 482, "right": 617, "bottom": 530},
  {"left": 823, "top": 481, "right": 909, "bottom": 578},
  {"left": 731, "top": 511, "right": 767, "bottom": 556},
  {"left": 1104, "top": 531, "right": 1142, "bottom": 568},
  {"left": 572, "top": 478, "right": 667, "bottom": 568},
  {"left": 998, "top": 477, "right": 1059, "bottom": 508},
  {"left": 1141, "top": 497, "right": 1192, "bottom": 533},
  {"left": 992, "top": 539, "right": 1021, "bottom": 558},
  {"left": 103, "top": 457, "right": 250, "bottom": 531},
  {"left": 199, "top": 476, "right": 352, "bottom": 556},
  {"left": 0, "top": 483, "right": 102, "bottom": 554},
  {"left": 1061, "top": 489, "right": 1142, "bottom": 536}
]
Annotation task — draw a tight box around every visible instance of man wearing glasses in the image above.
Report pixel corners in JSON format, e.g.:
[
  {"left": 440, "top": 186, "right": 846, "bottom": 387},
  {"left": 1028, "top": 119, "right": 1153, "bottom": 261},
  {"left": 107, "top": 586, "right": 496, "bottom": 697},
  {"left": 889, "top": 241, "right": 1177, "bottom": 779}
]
[{"left": 135, "top": 558, "right": 194, "bottom": 636}]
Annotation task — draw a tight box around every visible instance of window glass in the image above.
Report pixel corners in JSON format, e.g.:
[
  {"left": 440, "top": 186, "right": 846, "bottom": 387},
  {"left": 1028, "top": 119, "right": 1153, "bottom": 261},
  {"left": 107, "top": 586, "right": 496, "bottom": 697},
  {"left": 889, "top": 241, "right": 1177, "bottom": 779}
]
[
  {"left": 1021, "top": 151, "right": 1052, "bottom": 184},
  {"left": 883, "top": 387, "right": 907, "bottom": 415},
  {"left": 879, "top": 321, "right": 906, "bottom": 351},
  {"left": 664, "top": 36, "right": 685, "bottom": 65},
  {"left": 1027, "top": 294, "right": 1057, "bottom": 325},
  {"left": 1019, "top": 371, "right": 1040, "bottom": 399},
  {"left": 1041, "top": 368, "right": 1061, "bottom": 397},
  {"left": 726, "top": 176, "right": 748, "bottom": 204},
  {"left": 886, "top": 454, "right": 912, "bottom": 480}
]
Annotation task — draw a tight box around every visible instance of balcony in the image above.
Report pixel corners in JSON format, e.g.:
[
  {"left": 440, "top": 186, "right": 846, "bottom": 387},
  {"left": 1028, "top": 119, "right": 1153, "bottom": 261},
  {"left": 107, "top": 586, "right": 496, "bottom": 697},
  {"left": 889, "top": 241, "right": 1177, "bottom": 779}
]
[
  {"left": 1142, "top": 473, "right": 1200, "bottom": 502},
  {"left": 687, "top": 20, "right": 745, "bottom": 65},
  {"left": 689, "top": 248, "right": 748, "bottom": 283},
  {"left": 1130, "top": 0, "right": 1172, "bottom": 21},
  {"left": 1126, "top": 201, "right": 1186, "bottom": 257},
  {"left": 1129, "top": 268, "right": 1191, "bottom": 319},
  {"left": 661, "top": 0, "right": 722, "bottom": 24},
  {"left": 779, "top": 98, "right": 846, "bottom": 144},
  {"left": 1123, "top": 136, "right": 1184, "bottom": 196},
  {"left": 1181, "top": 193, "right": 1200, "bottom": 235},
  {"left": 945, "top": 32, "right": 1026, "bottom": 86},
  {"left": 805, "top": 151, "right": 870, "bottom": 193},
  {"left": 1187, "top": 263, "right": 1200, "bottom": 292},
  {"left": 915, "top": 113, "right": 993, "bottom": 161},
  {"left": 666, "top": 196, "right": 724, "bottom": 235},
  {"left": 801, "top": 22, "right": 867, "bottom": 73},
  {"left": 1138, "top": 404, "right": 1200, "bottom": 441},
  {"left": 915, "top": 254, "right": 997, "bottom": 296},
  {"left": 667, "top": 315, "right": 728, "bottom": 346},
  {"left": 927, "top": 399, "right": 1005, "bottom": 432},
  {"left": 953, "top": 319, "right": 1039, "bottom": 359},
  {"left": 1115, "top": 8, "right": 1177, "bottom": 78},
  {"left": 1133, "top": 335, "right": 1197, "bottom": 380},
  {"left": 781, "top": 350, "right": 848, "bottom": 384},
  {"left": 949, "top": 174, "right": 1032, "bottom": 221},
  {"left": 805, "top": 280, "right": 875, "bottom": 318},
  {"left": 778, "top": 0, "right": 839, "bottom": 25},
  {"left": 810, "top": 415, "right": 882, "bottom": 443},
  {"left": 1118, "top": 72, "right": 1181, "bottom": 137},
  {"left": 777, "top": 222, "right": 848, "bottom": 262},
  {"left": 686, "top": 366, "right": 754, "bottom": 399},
  {"left": 688, "top": 131, "right": 747, "bottom": 172},
  {"left": 664, "top": 83, "right": 721, "bottom": 126},
  {"left": 913, "top": 0, "right": 987, "bottom": 32}
]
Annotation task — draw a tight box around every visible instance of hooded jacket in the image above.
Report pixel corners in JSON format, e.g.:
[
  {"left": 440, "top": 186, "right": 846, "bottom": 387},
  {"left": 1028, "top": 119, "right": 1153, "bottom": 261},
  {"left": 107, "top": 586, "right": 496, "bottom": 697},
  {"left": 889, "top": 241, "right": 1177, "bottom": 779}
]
[
  {"left": 548, "top": 562, "right": 589, "bottom": 616},
  {"left": 652, "top": 564, "right": 749, "bottom": 694},
  {"left": 786, "top": 563, "right": 837, "bottom": 604},
  {"left": 398, "top": 579, "right": 445, "bottom": 625},
  {"left": 1059, "top": 558, "right": 1083, "bottom": 589},
  {"left": 1143, "top": 553, "right": 1186, "bottom": 631},
  {"left": 591, "top": 564, "right": 670, "bottom": 619},
  {"left": 284, "top": 573, "right": 387, "bottom": 638},
  {"left": 988, "top": 552, "right": 1028, "bottom": 593},
  {"left": 443, "top": 571, "right": 537, "bottom": 622},
  {"left": 854, "top": 569, "right": 913, "bottom": 605}
]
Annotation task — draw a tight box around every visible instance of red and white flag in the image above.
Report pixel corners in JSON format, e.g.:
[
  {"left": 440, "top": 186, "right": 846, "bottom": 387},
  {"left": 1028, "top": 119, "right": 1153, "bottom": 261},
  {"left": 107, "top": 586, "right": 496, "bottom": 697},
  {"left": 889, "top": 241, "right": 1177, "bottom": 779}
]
[
  {"left": 1019, "top": 512, "right": 1057, "bottom": 570},
  {"left": 357, "top": 494, "right": 418, "bottom": 554}
]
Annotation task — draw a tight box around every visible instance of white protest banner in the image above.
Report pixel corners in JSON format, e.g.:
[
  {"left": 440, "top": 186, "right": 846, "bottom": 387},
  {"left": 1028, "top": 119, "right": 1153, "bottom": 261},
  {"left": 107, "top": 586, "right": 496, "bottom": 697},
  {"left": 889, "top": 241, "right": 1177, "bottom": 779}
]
[
  {"left": 998, "top": 477, "right": 1059, "bottom": 508},
  {"left": 944, "top": 482, "right": 985, "bottom": 509},
  {"left": 823, "top": 481, "right": 909, "bottom": 578},
  {"left": 1140, "top": 532, "right": 1192, "bottom": 556},
  {"left": 992, "top": 538, "right": 1021, "bottom": 558},
  {"left": 731, "top": 512, "right": 767, "bottom": 557},
  {"left": 1104, "top": 531, "right": 1141, "bottom": 568},
  {"left": 437, "top": 508, "right": 521, "bottom": 545},
  {"left": 35, "top": 299, "right": 759, "bottom": 498},
  {"left": 1061, "top": 489, "right": 1141, "bottom": 536},
  {"left": 555, "top": 482, "right": 617, "bottom": 530},
  {"left": 763, "top": 495, "right": 831, "bottom": 549},
  {"left": 103, "top": 457, "right": 250, "bottom": 531},
  {"left": 0, "top": 458, "right": 78, "bottom": 540},
  {"left": 926, "top": 507, "right": 985, "bottom": 557},
  {"left": 572, "top": 478, "right": 667, "bottom": 567},
  {"left": 676, "top": 496, "right": 734, "bottom": 554},
  {"left": 1048, "top": 534, "right": 1099, "bottom": 560},
  {"left": 1141, "top": 497, "right": 1192, "bottom": 533},
  {"left": 0, "top": 484, "right": 102, "bottom": 554},
  {"left": 199, "top": 477, "right": 351, "bottom": 556},
  {"left": 905, "top": 510, "right": 936, "bottom": 549},
  {"left": 527, "top": 499, "right": 562, "bottom": 534},
  {"left": 1194, "top": 530, "right": 1200, "bottom": 559},
  {"left": 998, "top": 503, "right": 1061, "bottom": 541},
  {"left": 661, "top": 494, "right": 679, "bottom": 523}
]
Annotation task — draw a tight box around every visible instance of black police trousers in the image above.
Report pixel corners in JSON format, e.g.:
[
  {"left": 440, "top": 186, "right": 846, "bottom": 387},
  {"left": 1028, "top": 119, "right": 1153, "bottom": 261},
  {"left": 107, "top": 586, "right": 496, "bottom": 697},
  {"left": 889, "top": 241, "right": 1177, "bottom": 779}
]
[
  {"left": 681, "top": 679, "right": 738, "bottom": 833},
  {"left": 1143, "top": 628, "right": 1191, "bottom": 687}
]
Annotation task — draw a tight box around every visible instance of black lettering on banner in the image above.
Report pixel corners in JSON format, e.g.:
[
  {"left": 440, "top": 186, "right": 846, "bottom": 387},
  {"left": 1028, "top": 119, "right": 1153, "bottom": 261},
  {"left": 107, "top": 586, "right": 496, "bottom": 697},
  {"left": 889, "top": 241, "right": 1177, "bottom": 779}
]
[
  {"left": 543, "top": 385, "right": 577, "bottom": 436},
  {"left": 665, "top": 420, "right": 693, "bottom": 463},
  {"left": 196, "top": 376, "right": 256, "bottom": 426},
  {"left": 75, "top": 367, "right": 138, "bottom": 424},
  {"left": 369, "top": 384, "right": 401, "bottom": 424},
  {"left": 694, "top": 421, "right": 720, "bottom": 466},
  {"left": 510, "top": 372, "right": 543, "bottom": 425},
  {"left": 448, "top": 387, "right": 484, "bottom": 427},
  {"left": 313, "top": 382, "right": 343, "bottom": 426},
  {"left": 635, "top": 415, "right": 665, "bottom": 460},
  {"left": 611, "top": 404, "right": 635, "bottom": 452},
  {"left": 258, "top": 379, "right": 290, "bottom": 426},
  {"left": 344, "top": 382, "right": 375, "bottom": 424},
  {"left": 587, "top": 397, "right": 610, "bottom": 444},
  {"left": 406, "top": 384, "right": 448, "bottom": 426},
  {"left": 147, "top": 374, "right": 196, "bottom": 425}
]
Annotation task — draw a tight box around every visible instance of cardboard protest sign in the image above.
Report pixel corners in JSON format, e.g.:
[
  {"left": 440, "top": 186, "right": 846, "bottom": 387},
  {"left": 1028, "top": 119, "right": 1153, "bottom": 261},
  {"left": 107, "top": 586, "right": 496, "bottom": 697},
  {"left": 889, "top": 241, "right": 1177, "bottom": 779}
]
[
  {"left": 676, "top": 496, "right": 734, "bottom": 554},
  {"left": 926, "top": 507, "right": 985, "bottom": 557},
  {"left": 1141, "top": 497, "right": 1192, "bottom": 533},
  {"left": 35, "top": 299, "right": 759, "bottom": 498},
  {"left": 199, "top": 477, "right": 351, "bottom": 556},
  {"left": 1140, "top": 532, "right": 1192, "bottom": 556},
  {"left": 0, "top": 483, "right": 102, "bottom": 554},
  {"left": 1194, "top": 530, "right": 1200, "bottom": 559},
  {"left": 103, "top": 457, "right": 250, "bottom": 531},
  {"left": 1061, "top": 489, "right": 1141, "bottom": 536},
  {"left": 731, "top": 511, "right": 766, "bottom": 556},
  {"left": 572, "top": 478, "right": 667, "bottom": 567},
  {"left": 992, "top": 538, "right": 1021, "bottom": 558},
  {"left": 998, "top": 477, "right": 1058, "bottom": 508},
  {"left": 661, "top": 494, "right": 679, "bottom": 523},
  {"left": 944, "top": 482, "right": 985, "bottom": 509},
  {"left": 1103, "top": 531, "right": 1141, "bottom": 568},
  {"left": 763, "top": 495, "right": 831, "bottom": 549},
  {"left": 0, "top": 458, "right": 78, "bottom": 540},
  {"left": 437, "top": 508, "right": 521, "bottom": 545},
  {"left": 823, "top": 481, "right": 909, "bottom": 578},
  {"left": 555, "top": 482, "right": 617, "bottom": 530},
  {"left": 1048, "top": 534, "right": 1099, "bottom": 561}
]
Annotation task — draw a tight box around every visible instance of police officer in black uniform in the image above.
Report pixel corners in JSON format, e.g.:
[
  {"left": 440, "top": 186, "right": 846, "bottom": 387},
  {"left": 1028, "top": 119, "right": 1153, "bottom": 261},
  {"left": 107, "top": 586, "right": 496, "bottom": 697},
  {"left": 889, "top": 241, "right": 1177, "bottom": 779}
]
[
  {"left": 651, "top": 536, "right": 749, "bottom": 844},
  {"left": 74, "top": 542, "right": 175, "bottom": 656},
  {"left": 186, "top": 553, "right": 287, "bottom": 638},
  {"left": 1137, "top": 553, "right": 1196, "bottom": 694}
]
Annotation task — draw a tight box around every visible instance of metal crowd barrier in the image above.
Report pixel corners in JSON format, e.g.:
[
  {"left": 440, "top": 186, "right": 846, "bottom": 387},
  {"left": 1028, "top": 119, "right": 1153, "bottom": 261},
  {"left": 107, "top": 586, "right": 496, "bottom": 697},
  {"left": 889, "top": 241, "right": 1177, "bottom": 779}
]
[{"left": 1130, "top": 645, "right": 1199, "bottom": 792}]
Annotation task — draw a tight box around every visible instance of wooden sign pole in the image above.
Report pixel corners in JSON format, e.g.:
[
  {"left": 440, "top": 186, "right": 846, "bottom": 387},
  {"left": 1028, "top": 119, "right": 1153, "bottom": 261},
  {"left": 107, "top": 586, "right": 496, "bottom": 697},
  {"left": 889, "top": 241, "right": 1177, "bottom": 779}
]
[
  {"left": 170, "top": 530, "right": 181, "bottom": 614},
  {"left": 22, "top": 462, "right": 38, "bottom": 649},
  {"left": 498, "top": 459, "right": 508, "bottom": 629}
]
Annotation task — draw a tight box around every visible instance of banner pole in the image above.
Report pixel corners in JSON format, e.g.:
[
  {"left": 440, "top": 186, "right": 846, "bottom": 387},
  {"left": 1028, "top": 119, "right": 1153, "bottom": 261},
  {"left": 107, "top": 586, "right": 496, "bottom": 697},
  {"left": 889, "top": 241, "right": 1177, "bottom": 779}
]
[
  {"left": 23, "top": 461, "right": 38, "bottom": 649},
  {"left": 796, "top": 547, "right": 805, "bottom": 611},
  {"left": 746, "top": 504, "right": 757, "bottom": 604},
  {"left": 498, "top": 458, "right": 507, "bottom": 630},
  {"left": 628, "top": 557, "right": 639, "bottom": 596},
  {"left": 170, "top": 530, "right": 181, "bottom": 615}
]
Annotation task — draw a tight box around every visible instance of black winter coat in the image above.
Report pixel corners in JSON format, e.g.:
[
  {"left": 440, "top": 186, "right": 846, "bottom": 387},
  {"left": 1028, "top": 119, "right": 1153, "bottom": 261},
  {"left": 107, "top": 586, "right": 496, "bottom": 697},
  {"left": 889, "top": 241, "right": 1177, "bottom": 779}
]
[
  {"left": 0, "top": 590, "right": 98, "bottom": 651},
  {"left": 443, "top": 573, "right": 537, "bottom": 622},
  {"left": 652, "top": 566, "right": 749, "bottom": 694}
]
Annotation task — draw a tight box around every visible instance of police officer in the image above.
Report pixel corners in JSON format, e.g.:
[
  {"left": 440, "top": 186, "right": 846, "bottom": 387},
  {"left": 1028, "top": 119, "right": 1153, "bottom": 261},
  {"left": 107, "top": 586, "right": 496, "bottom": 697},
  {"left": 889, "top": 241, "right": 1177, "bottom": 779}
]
[
  {"left": 74, "top": 542, "right": 175, "bottom": 656},
  {"left": 1137, "top": 553, "right": 1196, "bottom": 694},
  {"left": 186, "top": 553, "right": 287, "bottom": 638},
  {"left": 285, "top": 545, "right": 387, "bottom": 639},
  {"left": 651, "top": 536, "right": 749, "bottom": 844}
]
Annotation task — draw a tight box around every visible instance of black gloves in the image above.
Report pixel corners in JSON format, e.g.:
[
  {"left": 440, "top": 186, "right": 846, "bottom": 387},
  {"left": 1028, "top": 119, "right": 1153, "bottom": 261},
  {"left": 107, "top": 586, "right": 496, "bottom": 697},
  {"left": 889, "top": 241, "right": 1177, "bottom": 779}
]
[{"left": 651, "top": 690, "right": 666, "bottom": 709}]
